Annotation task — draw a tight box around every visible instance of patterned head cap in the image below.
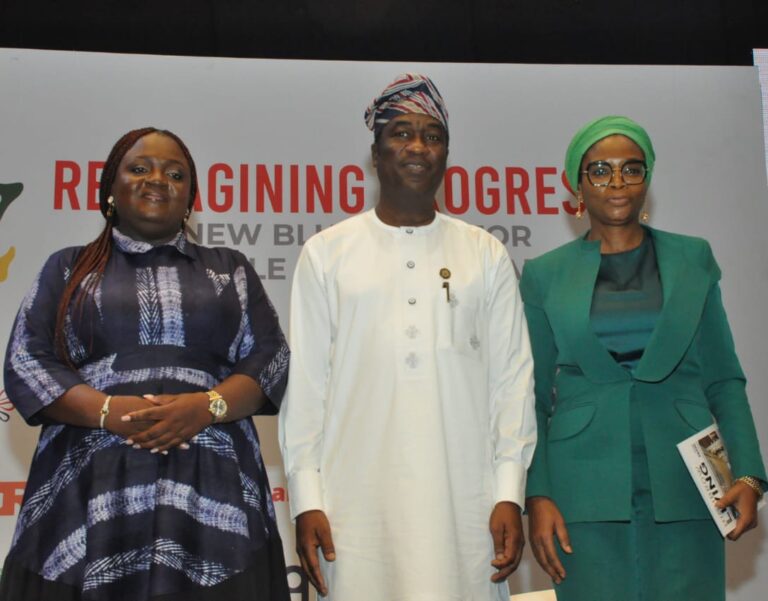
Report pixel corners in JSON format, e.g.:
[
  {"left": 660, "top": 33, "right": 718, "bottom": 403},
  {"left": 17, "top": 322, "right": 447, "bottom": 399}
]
[{"left": 364, "top": 73, "right": 449, "bottom": 136}]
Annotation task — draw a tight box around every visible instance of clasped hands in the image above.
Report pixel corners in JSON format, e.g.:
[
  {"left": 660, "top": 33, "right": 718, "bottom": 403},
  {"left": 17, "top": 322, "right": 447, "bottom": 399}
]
[{"left": 103, "top": 392, "right": 212, "bottom": 454}]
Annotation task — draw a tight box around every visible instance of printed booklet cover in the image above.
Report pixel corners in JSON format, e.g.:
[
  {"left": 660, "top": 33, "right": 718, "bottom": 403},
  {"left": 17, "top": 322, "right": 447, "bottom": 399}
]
[{"left": 677, "top": 424, "right": 765, "bottom": 537}]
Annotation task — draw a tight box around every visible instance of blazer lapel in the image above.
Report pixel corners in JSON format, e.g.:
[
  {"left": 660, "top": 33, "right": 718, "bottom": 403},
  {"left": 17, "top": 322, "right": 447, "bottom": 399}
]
[
  {"left": 546, "top": 240, "right": 629, "bottom": 383},
  {"left": 634, "top": 229, "right": 711, "bottom": 382}
]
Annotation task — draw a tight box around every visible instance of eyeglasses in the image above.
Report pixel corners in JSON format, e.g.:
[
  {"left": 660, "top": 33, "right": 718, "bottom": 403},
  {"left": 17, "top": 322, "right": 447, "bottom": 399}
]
[{"left": 581, "top": 160, "right": 649, "bottom": 187}]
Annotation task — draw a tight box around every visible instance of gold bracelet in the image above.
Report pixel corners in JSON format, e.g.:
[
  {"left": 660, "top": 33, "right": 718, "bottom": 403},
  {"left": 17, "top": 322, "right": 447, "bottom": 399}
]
[
  {"left": 736, "top": 476, "right": 764, "bottom": 500},
  {"left": 99, "top": 395, "right": 112, "bottom": 429}
]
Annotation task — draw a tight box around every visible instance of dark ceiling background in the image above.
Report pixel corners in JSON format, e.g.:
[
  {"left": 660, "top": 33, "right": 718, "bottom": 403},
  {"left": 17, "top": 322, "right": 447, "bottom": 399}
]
[{"left": 1, "top": 0, "right": 766, "bottom": 65}]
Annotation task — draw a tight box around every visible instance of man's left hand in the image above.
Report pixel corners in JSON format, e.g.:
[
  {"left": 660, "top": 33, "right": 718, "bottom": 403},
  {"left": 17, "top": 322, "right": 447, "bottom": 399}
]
[{"left": 489, "top": 501, "right": 524, "bottom": 582}]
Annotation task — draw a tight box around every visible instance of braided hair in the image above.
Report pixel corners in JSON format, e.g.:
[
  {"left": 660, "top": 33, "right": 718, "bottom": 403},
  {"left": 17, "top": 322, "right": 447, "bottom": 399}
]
[{"left": 54, "top": 127, "right": 198, "bottom": 367}]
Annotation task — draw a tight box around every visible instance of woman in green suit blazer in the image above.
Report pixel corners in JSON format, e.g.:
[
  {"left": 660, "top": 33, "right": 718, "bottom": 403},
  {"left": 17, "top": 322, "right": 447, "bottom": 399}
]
[{"left": 520, "top": 116, "right": 766, "bottom": 601}]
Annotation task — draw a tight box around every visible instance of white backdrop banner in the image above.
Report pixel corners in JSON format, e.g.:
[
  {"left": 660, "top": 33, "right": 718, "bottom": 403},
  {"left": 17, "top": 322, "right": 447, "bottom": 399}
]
[{"left": 1, "top": 49, "right": 767, "bottom": 600}]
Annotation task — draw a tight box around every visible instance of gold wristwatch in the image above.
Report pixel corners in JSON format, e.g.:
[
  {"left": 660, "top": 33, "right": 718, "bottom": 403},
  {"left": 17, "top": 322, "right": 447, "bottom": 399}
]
[{"left": 206, "top": 390, "right": 228, "bottom": 423}]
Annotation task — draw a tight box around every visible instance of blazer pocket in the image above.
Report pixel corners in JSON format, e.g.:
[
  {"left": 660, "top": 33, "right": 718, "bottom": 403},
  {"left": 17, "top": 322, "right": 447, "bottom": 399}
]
[
  {"left": 548, "top": 403, "right": 596, "bottom": 442},
  {"left": 674, "top": 398, "right": 714, "bottom": 432}
]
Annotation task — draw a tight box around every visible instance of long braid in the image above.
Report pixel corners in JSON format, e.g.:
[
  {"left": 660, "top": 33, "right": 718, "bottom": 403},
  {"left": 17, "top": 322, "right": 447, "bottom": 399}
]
[
  {"left": 53, "top": 127, "right": 198, "bottom": 367},
  {"left": 53, "top": 220, "right": 114, "bottom": 366}
]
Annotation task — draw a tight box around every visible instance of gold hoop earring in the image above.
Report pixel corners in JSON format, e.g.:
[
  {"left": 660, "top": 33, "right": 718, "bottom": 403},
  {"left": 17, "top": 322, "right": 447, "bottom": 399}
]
[{"left": 106, "top": 196, "right": 115, "bottom": 219}]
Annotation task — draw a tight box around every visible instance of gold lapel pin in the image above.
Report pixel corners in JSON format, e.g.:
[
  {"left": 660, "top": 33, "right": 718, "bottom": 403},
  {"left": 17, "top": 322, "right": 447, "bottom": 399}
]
[{"left": 440, "top": 268, "right": 451, "bottom": 302}]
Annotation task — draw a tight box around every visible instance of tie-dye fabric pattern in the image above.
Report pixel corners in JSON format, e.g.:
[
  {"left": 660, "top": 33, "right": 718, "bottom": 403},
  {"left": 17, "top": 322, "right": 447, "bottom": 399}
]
[{"left": 1, "top": 230, "right": 290, "bottom": 600}]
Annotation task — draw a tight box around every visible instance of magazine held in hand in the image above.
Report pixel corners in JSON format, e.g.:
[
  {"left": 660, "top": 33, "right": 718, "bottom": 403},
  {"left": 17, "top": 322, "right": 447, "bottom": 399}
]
[{"left": 677, "top": 424, "right": 766, "bottom": 537}]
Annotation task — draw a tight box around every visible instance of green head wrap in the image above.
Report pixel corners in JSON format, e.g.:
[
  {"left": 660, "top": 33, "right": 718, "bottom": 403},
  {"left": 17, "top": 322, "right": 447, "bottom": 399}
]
[{"left": 564, "top": 115, "right": 656, "bottom": 192}]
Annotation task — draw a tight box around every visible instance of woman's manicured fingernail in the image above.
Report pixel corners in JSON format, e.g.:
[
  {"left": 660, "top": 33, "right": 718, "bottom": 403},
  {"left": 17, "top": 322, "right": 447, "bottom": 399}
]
[
  {"left": 180, "top": 443, "right": 190, "bottom": 450},
  {"left": 150, "top": 448, "right": 159, "bottom": 454},
  {"left": 132, "top": 443, "right": 141, "bottom": 450},
  {"left": 121, "top": 415, "right": 131, "bottom": 422},
  {"left": 125, "top": 439, "right": 133, "bottom": 445},
  {"left": 162, "top": 450, "right": 168, "bottom": 455}
]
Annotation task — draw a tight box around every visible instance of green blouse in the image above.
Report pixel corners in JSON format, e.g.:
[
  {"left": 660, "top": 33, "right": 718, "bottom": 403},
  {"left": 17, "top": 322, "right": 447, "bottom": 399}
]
[{"left": 590, "top": 235, "right": 663, "bottom": 371}]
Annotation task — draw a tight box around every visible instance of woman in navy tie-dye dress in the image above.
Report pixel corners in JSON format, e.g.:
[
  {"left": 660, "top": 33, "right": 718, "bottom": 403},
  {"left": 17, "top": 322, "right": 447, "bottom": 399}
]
[{"left": 0, "top": 128, "right": 291, "bottom": 600}]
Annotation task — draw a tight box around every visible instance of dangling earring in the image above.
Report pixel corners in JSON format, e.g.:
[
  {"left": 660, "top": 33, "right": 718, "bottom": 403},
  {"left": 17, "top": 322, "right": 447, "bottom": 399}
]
[
  {"left": 106, "top": 196, "right": 115, "bottom": 219},
  {"left": 575, "top": 192, "right": 584, "bottom": 220},
  {"left": 181, "top": 208, "right": 191, "bottom": 230},
  {"left": 640, "top": 207, "right": 649, "bottom": 223}
]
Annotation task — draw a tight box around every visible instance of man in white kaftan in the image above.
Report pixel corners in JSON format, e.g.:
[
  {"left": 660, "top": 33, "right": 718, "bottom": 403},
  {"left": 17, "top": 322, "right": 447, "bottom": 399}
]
[{"left": 279, "top": 73, "right": 537, "bottom": 601}]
